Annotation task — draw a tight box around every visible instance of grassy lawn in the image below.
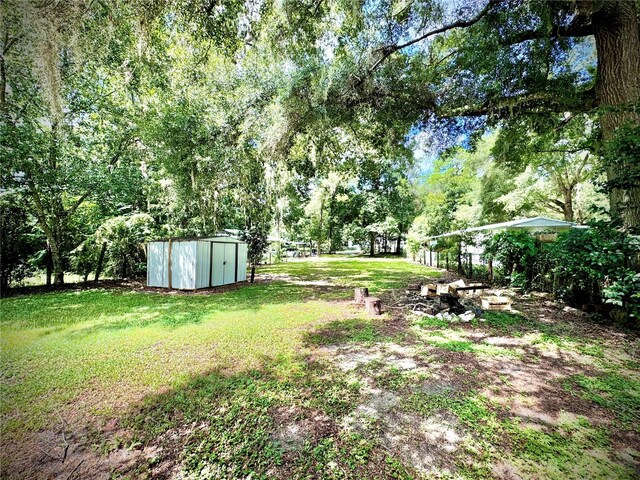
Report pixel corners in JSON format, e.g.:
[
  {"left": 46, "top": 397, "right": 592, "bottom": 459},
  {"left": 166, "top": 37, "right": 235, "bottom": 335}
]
[{"left": 1, "top": 256, "right": 638, "bottom": 479}]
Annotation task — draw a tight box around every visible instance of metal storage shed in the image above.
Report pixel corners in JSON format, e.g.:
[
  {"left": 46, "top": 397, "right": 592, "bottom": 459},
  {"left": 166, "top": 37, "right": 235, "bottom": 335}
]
[{"left": 146, "top": 236, "right": 248, "bottom": 290}]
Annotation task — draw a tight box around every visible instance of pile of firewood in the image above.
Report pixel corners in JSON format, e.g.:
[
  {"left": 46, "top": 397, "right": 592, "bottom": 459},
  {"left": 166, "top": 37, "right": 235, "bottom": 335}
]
[
  {"left": 389, "top": 282, "right": 476, "bottom": 317},
  {"left": 353, "top": 279, "right": 512, "bottom": 319},
  {"left": 419, "top": 280, "right": 513, "bottom": 312}
]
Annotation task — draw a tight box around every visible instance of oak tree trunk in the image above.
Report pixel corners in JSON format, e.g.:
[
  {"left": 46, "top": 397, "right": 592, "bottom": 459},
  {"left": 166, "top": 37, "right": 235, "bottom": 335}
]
[
  {"left": 369, "top": 231, "right": 375, "bottom": 256},
  {"left": 562, "top": 186, "right": 575, "bottom": 222},
  {"left": 50, "top": 237, "right": 64, "bottom": 285},
  {"left": 317, "top": 197, "right": 324, "bottom": 256},
  {"left": 46, "top": 242, "right": 53, "bottom": 286},
  {"left": 94, "top": 242, "right": 107, "bottom": 281},
  {"left": 591, "top": 0, "right": 640, "bottom": 229}
]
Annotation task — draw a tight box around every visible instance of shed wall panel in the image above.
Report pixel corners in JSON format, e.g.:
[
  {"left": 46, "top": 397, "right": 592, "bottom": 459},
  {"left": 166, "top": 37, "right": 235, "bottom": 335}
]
[
  {"left": 147, "top": 241, "right": 169, "bottom": 287},
  {"left": 195, "top": 241, "right": 211, "bottom": 289},
  {"left": 171, "top": 241, "right": 196, "bottom": 289},
  {"left": 237, "top": 243, "right": 247, "bottom": 281}
]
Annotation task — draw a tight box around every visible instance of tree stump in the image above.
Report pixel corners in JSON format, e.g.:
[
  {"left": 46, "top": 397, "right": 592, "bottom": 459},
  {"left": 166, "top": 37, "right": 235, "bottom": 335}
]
[
  {"left": 355, "top": 287, "right": 369, "bottom": 303},
  {"left": 364, "top": 296, "right": 382, "bottom": 315}
]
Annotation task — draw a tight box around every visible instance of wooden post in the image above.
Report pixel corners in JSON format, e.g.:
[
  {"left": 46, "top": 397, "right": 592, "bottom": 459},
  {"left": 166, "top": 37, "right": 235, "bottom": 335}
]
[
  {"left": 446, "top": 252, "right": 449, "bottom": 270},
  {"left": 468, "top": 253, "right": 473, "bottom": 279},
  {"left": 355, "top": 287, "right": 369, "bottom": 303},
  {"left": 436, "top": 251, "right": 439, "bottom": 268},
  {"left": 429, "top": 250, "right": 432, "bottom": 267},
  {"left": 488, "top": 259, "right": 493, "bottom": 282},
  {"left": 364, "top": 297, "right": 382, "bottom": 315}
]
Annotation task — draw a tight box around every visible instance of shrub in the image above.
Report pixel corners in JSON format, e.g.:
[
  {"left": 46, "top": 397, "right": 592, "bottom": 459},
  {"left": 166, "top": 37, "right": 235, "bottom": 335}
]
[
  {"left": 547, "top": 223, "right": 640, "bottom": 323},
  {"left": 484, "top": 230, "right": 540, "bottom": 289},
  {"left": 481, "top": 224, "right": 639, "bottom": 324}
]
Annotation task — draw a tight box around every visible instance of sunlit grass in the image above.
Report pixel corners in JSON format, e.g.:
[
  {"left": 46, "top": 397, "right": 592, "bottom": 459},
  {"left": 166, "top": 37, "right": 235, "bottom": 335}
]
[{"left": 259, "top": 255, "right": 439, "bottom": 294}]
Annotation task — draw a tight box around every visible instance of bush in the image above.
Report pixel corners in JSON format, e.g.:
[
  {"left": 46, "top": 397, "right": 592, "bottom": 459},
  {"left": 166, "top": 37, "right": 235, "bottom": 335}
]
[
  {"left": 484, "top": 230, "right": 540, "bottom": 290},
  {"left": 547, "top": 223, "right": 640, "bottom": 323},
  {"left": 482, "top": 225, "right": 639, "bottom": 325},
  {"left": 71, "top": 213, "right": 154, "bottom": 280}
]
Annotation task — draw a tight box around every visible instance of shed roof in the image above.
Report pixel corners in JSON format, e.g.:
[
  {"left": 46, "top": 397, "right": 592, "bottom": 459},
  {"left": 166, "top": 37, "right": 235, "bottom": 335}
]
[
  {"left": 426, "top": 216, "right": 584, "bottom": 241},
  {"left": 148, "top": 235, "right": 244, "bottom": 243}
]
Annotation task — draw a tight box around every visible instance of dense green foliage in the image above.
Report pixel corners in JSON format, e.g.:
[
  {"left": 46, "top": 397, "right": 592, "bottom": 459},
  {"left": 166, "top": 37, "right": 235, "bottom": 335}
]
[
  {"left": 484, "top": 230, "right": 540, "bottom": 290},
  {"left": 482, "top": 227, "right": 640, "bottom": 324}
]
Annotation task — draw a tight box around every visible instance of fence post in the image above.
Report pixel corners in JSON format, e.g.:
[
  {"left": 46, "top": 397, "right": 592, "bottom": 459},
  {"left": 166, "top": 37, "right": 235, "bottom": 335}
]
[
  {"left": 488, "top": 259, "right": 493, "bottom": 282},
  {"left": 468, "top": 253, "right": 472, "bottom": 279}
]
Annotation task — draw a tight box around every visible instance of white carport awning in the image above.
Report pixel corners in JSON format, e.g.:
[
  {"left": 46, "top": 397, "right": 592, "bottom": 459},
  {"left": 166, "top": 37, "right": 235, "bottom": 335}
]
[{"left": 426, "top": 216, "right": 585, "bottom": 241}]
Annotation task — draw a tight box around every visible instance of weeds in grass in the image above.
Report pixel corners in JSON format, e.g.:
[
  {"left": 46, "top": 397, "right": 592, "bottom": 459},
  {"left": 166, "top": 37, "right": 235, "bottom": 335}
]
[
  {"left": 404, "top": 389, "right": 636, "bottom": 480},
  {"left": 504, "top": 417, "right": 633, "bottom": 479},
  {"left": 304, "top": 318, "right": 390, "bottom": 346},
  {"left": 562, "top": 373, "right": 640, "bottom": 432},
  {"left": 413, "top": 316, "right": 450, "bottom": 329}
]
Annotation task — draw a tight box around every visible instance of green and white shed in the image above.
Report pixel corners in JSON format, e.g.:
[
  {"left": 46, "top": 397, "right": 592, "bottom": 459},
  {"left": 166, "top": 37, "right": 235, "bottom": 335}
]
[{"left": 146, "top": 236, "right": 248, "bottom": 290}]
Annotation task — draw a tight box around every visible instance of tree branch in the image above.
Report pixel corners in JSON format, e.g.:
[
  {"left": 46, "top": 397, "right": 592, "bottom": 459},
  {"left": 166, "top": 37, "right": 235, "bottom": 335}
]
[
  {"left": 537, "top": 148, "right": 590, "bottom": 154},
  {"left": 436, "top": 87, "right": 596, "bottom": 119},
  {"left": 369, "top": 0, "right": 499, "bottom": 73},
  {"left": 500, "top": 20, "right": 593, "bottom": 46},
  {"left": 67, "top": 191, "right": 91, "bottom": 217}
]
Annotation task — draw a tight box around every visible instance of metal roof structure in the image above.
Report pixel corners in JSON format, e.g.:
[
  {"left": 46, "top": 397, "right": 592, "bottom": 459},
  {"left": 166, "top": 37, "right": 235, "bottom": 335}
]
[
  {"left": 426, "top": 216, "right": 585, "bottom": 241},
  {"left": 149, "top": 235, "right": 243, "bottom": 243}
]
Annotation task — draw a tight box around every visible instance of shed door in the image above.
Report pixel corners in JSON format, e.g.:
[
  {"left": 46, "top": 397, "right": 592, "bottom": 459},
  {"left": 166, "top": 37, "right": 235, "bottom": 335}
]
[
  {"left": 223, "top": 243, "right": 237, "bottom": 284},
  {"left": 211, "top": 243, "right": 225, "bottom": 287}
]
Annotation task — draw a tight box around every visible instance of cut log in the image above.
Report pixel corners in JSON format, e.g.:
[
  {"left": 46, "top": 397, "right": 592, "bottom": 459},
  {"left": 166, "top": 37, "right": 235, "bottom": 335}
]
[
  {"left": 455, "top": 284, "right": 490, "bottom": 292},
  {"left": 355, "top": 287, "right": 369, "bottom": 303},
  {"left": 481, "top": 296, "right": 512, "bottom": 311},
  {"left": 420, "top": 284, "right": 437, "bottom": 296},
  {"left": 436, "top": 284, "right": 451, "bottom": 295},
  {"left": 448, "top": 282, "right": 490, "bottom": 298},
  {"left": 364, "top": 296, "right": 382, "bottom": 315}
]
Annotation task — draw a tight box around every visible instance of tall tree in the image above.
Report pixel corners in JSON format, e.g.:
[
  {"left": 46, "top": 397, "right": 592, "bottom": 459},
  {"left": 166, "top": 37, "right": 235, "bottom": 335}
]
[{"left": 296, "top": 0, "right": 639, "bottom": 228}]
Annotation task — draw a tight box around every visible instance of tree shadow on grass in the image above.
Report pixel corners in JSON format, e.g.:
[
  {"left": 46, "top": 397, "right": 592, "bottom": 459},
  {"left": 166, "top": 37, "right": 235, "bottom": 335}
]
[
  {"left": 104, "top": 356, "right": 415, "bottom": 480},
  {"left": 304, "top": 318, "right": 394, "bottom": 346}
]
